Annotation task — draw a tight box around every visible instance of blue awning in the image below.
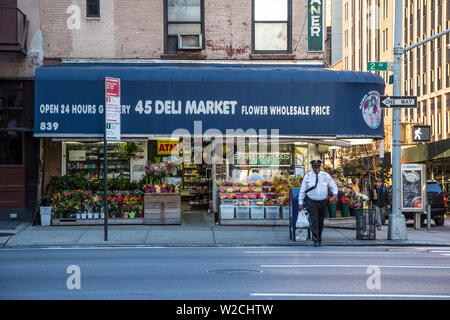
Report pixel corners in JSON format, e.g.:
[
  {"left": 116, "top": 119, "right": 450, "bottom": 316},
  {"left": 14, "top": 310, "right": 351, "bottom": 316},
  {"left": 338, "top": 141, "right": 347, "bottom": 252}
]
[{"left": 35, "top": 63, "right": 385, "bottom": 138}]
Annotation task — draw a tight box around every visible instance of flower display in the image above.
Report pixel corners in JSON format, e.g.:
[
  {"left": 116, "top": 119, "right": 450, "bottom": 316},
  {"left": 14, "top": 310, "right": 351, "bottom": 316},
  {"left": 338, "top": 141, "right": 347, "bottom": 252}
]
[
  {"left": 141, "top": 162, "right": 178, "bottom": 186},
  {"left": 50, "top": 190, "right": 143, "bottom": 218},
  {"left": 142, "top": 183, "right": 177, "bottom": 194},
  {"left": 273, "top": 174, "right": 303, "bottom": 206}
]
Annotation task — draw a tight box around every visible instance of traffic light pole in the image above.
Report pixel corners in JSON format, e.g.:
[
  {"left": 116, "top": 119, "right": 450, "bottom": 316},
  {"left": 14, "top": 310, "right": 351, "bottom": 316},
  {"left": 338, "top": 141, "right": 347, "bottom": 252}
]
[
  {"left": 388, "top": 0, "right": 450, "bottom": 239},
  {"left": 388, "top": 0, "right": 407, "bottom": 239}
]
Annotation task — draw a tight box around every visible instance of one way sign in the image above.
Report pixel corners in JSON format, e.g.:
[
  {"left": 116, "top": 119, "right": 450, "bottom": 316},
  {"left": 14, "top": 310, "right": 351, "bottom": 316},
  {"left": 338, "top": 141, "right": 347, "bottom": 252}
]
[{"left": 381, "top": 96, "right": 417, "bottom": 108}]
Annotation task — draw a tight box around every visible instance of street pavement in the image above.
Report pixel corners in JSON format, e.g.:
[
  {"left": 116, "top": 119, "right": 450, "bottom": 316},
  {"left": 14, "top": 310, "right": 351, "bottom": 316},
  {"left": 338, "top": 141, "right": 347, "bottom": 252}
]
[
  {"left": 1, "top": 246, "right": 449, "bottom": 300},
  {"left": 0, "top": 213, "right": 449, "bottom": 248}
]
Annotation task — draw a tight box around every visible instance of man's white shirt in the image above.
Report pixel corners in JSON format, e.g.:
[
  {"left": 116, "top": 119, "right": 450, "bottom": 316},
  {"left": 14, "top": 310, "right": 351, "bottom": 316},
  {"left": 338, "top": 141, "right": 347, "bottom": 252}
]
[{"left": 298, "top": 170, "right": 338, "bottom": 205}]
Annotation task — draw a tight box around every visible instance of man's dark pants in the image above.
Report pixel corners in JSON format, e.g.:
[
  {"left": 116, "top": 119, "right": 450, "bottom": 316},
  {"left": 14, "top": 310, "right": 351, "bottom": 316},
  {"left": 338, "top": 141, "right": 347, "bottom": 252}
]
[{"left": 305, "top": 197, "right": 328, "bottom": 242}]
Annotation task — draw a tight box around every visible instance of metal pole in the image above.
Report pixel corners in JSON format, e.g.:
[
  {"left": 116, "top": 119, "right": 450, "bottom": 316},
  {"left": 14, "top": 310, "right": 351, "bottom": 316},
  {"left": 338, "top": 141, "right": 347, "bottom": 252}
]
[
  {"left": 104, "top": 103, "right": 108, "bottom": 242},
  {"left": 427, "top": 204, "right": 431, "bottom": 232},
  {"left": 388, "top": 0, "right": 407, "bottom": 239},
  {"left": 402, "top": 28, "right": 450, "bottom": 53}
]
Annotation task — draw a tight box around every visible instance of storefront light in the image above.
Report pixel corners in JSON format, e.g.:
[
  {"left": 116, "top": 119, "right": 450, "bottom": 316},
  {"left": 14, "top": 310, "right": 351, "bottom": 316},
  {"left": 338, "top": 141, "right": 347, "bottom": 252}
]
[{"left": 343, "top": 139, "right": 375, "bottom": 146}]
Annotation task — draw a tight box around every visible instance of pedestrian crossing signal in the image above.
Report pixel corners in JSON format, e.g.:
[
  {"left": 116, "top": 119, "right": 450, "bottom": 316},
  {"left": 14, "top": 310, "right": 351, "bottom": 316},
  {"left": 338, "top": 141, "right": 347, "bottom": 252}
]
[{"left": 413, "top": 125, "right": 430, "bottom": 142}]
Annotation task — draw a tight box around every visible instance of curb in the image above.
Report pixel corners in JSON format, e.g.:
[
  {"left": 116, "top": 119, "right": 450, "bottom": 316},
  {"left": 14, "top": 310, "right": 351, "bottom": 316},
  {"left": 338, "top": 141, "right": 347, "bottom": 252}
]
[{"left": 2, "top": 241, "right": 450, "bottom": 249}]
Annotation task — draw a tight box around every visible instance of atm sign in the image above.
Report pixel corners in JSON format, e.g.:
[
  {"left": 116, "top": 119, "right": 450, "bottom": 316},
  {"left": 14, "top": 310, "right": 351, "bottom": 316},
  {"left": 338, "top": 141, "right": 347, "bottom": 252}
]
[{"left": 157, "top": 140, "right": 179, "bottom": 155}]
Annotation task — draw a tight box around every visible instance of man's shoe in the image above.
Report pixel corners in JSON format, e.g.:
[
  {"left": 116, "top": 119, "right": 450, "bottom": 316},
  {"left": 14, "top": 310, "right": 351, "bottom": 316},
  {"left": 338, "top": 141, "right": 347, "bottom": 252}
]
[
  {"left": 319, "top": 241, "right": 322, "bottom": 246},
  {"left": 313, "top": 241, "right": 319, "bottom": 247}
]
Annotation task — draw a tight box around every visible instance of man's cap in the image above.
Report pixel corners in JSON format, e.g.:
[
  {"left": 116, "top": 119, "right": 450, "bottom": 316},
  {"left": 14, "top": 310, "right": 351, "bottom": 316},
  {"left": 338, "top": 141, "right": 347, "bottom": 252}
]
[
  {"left": 376, "top": 178, "right": 382, "bottom": 182},
  {"left": 310, "top": 159, "right": 322, "bottom": 167}
]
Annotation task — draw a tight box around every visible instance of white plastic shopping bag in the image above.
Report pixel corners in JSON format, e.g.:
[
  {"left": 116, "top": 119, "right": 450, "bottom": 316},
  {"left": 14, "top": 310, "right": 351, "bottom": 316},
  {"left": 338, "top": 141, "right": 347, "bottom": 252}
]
[{"left": 296, "top": 209, "right": 310, "bottom": 228}]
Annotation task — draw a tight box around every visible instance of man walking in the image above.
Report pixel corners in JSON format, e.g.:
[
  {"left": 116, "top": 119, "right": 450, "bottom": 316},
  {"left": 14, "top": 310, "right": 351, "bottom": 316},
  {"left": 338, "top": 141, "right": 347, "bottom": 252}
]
[
  {"left": 298, "top": 160, "right": 338, "bottom": 246},
  {"left": 370, "top": 178, "right": 391, "bottom": 229}
]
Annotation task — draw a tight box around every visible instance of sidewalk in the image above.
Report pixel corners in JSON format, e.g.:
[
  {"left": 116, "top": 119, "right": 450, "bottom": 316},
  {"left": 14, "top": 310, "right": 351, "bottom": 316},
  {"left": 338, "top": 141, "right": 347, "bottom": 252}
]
[{"left": 1, "top": 217, "right": 449, "bottom": 248}]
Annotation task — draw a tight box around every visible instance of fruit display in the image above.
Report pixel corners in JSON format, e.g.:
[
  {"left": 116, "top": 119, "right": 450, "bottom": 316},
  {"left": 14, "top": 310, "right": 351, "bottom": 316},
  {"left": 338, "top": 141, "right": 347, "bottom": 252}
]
[
  {"left": 235, "top": 201, "right": 250, "bottom": 206},
  {"left": 264, "top": 199, "right": 279, "bottom": 206},
  {"left": 218, "top": 180, "right": 287, "bottom": 220}
]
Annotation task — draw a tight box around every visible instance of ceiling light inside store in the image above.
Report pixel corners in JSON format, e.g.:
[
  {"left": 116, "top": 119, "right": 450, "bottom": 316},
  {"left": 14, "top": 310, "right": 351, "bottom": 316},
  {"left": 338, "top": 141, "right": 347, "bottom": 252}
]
[{"left": 343, "top": 139, "right": 375, "bottom": 146}]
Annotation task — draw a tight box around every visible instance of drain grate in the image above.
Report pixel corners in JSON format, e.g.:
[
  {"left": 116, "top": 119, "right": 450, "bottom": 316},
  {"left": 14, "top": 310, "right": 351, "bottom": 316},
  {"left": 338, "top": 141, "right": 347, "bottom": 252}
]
[
  {"left": 0, "top": 233, "right": 15, "bottom": 237},
  {"left": 207, "top": 269, "right": 263, "bottom": 275}
]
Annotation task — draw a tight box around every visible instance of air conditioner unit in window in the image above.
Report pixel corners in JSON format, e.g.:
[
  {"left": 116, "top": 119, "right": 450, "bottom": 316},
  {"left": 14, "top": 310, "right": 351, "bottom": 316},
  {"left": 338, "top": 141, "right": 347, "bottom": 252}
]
[{"left": 178, "top": 34, "right": 202, "bottom": 50}]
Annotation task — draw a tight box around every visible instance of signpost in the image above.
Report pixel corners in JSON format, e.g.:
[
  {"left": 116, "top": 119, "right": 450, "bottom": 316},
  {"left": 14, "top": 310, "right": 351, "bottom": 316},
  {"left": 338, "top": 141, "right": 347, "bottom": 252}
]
[
  {"left": 380, "top": 96, "right": 417, "bottom": 108},
  {"left": 104, "top": 77, "right": 121, "bottom": 241}
]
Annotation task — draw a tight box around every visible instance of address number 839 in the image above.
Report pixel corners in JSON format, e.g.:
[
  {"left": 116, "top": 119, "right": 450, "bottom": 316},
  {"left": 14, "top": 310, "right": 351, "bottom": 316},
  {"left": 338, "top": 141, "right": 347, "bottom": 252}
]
[{"left": 40, "top": 122, "right": 59, "bottom": 131}]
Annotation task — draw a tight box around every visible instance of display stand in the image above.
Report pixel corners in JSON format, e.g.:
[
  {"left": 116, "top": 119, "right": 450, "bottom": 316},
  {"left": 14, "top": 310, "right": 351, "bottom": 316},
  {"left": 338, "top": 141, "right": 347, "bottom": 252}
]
[{"left": 144, "top": 193, "right": 181, "bottom": 224}]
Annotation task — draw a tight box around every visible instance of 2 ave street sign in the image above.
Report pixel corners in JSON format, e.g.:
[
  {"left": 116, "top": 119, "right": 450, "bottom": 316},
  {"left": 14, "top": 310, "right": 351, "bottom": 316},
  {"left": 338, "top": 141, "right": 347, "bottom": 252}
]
[
  {"left": 367, "top": 62, "right": 393, "bottom": 71},
  {"left": 381, "top": 96, "right": 417, "bottom": 108}
]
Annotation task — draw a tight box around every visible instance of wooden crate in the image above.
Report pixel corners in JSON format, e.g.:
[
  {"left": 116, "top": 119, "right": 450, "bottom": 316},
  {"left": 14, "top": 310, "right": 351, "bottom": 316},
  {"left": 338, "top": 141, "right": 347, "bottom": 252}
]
[{"left": 144, "top": 193, "right": 181, "bottom": 225}]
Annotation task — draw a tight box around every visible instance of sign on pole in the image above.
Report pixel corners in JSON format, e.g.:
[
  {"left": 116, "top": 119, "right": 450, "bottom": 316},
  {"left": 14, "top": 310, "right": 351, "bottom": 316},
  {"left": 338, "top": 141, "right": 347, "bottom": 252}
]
[
  {"left": 367, "top": 62, "right": 390, "bottom": 71},
  {"left": 413, "top": 125, "right": 431, "bottom": 142},
  {"left": 380, "top": 95, "right": 417, "bottom": 108},
  {"left": 379, "top": 139, "right": 384, "bottom": 159},
  {"left": 307, "top": 0, "right": 324, "bottom": 52},
  {"left": 103, "top": 77, "right": 120, "bottom": 241},
  {"left": 401, "top": 164, "right": 426, "bottom": 212},
  {"left": 105, "top": 77, "right": 121, "bottom": 141}
]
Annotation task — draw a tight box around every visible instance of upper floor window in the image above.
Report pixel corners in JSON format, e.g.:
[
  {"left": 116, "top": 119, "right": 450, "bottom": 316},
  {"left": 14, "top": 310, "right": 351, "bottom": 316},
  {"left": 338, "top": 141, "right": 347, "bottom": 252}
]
[
  {"left": 86, "top": 0, "right": 100, "bottom": 18},
  {"left": 165, "top": 0, "right": 204, "bottom": 53},
  {"left": 253, "top": 0, "right": 291, "bottom": 53}
]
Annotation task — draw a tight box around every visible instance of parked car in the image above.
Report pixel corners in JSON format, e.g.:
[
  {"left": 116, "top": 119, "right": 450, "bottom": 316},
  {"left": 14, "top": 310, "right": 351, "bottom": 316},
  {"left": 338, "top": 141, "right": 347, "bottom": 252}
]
[{"left": 384, "top": 181, "right": 446, "bottom": 226}]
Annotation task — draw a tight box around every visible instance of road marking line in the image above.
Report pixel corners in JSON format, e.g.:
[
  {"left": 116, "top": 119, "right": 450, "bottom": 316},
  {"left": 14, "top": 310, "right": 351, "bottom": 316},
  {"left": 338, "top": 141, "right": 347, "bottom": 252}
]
[
  {"left": 245, "top": 251, "right": 425, "bottom": 255},
  {"left": 250, "top": 293, "right": 450, "bottom": 299},
  {"left": 261, "top": 264, "right": 450, "bottom": 269}
]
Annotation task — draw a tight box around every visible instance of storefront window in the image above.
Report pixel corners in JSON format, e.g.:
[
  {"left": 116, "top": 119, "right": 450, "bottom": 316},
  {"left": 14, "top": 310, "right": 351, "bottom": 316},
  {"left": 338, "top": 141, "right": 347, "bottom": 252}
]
[
  {"left": 229, "top": 142, "right": 295, "bottom": 182},
  {"left": 65, "top": 142, "right": 131, "bottom": 180}
]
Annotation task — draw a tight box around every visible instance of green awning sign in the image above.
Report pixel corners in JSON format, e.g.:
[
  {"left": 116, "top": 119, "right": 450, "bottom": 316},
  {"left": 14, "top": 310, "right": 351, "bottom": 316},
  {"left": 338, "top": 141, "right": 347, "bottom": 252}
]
[{"left": 308, "top": 0, "right": 324, "bottom": 52}]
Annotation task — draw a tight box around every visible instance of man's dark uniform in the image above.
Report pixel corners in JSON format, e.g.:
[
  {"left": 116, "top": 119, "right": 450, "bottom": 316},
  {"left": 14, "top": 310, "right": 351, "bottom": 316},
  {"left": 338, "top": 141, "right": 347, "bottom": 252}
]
[{"left": 298, "top": 160, "right": 338, "bottom": 246}]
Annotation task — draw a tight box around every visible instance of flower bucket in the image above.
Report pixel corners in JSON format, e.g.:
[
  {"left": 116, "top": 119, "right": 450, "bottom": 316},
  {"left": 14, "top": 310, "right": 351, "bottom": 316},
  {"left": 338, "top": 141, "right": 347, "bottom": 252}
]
[
  {"left": 81, "top": 212, "right": 87, "bottom": 219},
  {"left": 328, "top": 202, "right": 337, "bottom": 218},
  {"left": 341, "top": 202, "right": 350, "bottom": 217},
  {"left": 40, "top": 207, "right": 52, "bottom": 226},
  {"left": 93, "top": 213, "right": 99, "bottom": 219}
]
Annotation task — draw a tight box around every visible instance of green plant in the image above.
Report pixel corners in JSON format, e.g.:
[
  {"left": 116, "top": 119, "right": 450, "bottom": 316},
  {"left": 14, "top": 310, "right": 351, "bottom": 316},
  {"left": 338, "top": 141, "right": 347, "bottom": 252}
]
[
  {"left": 49, "top": 174, "right": 89, "bottom": 193},
  {"left": 120, "top": 142, "right": 142, "bottom": 159}
]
